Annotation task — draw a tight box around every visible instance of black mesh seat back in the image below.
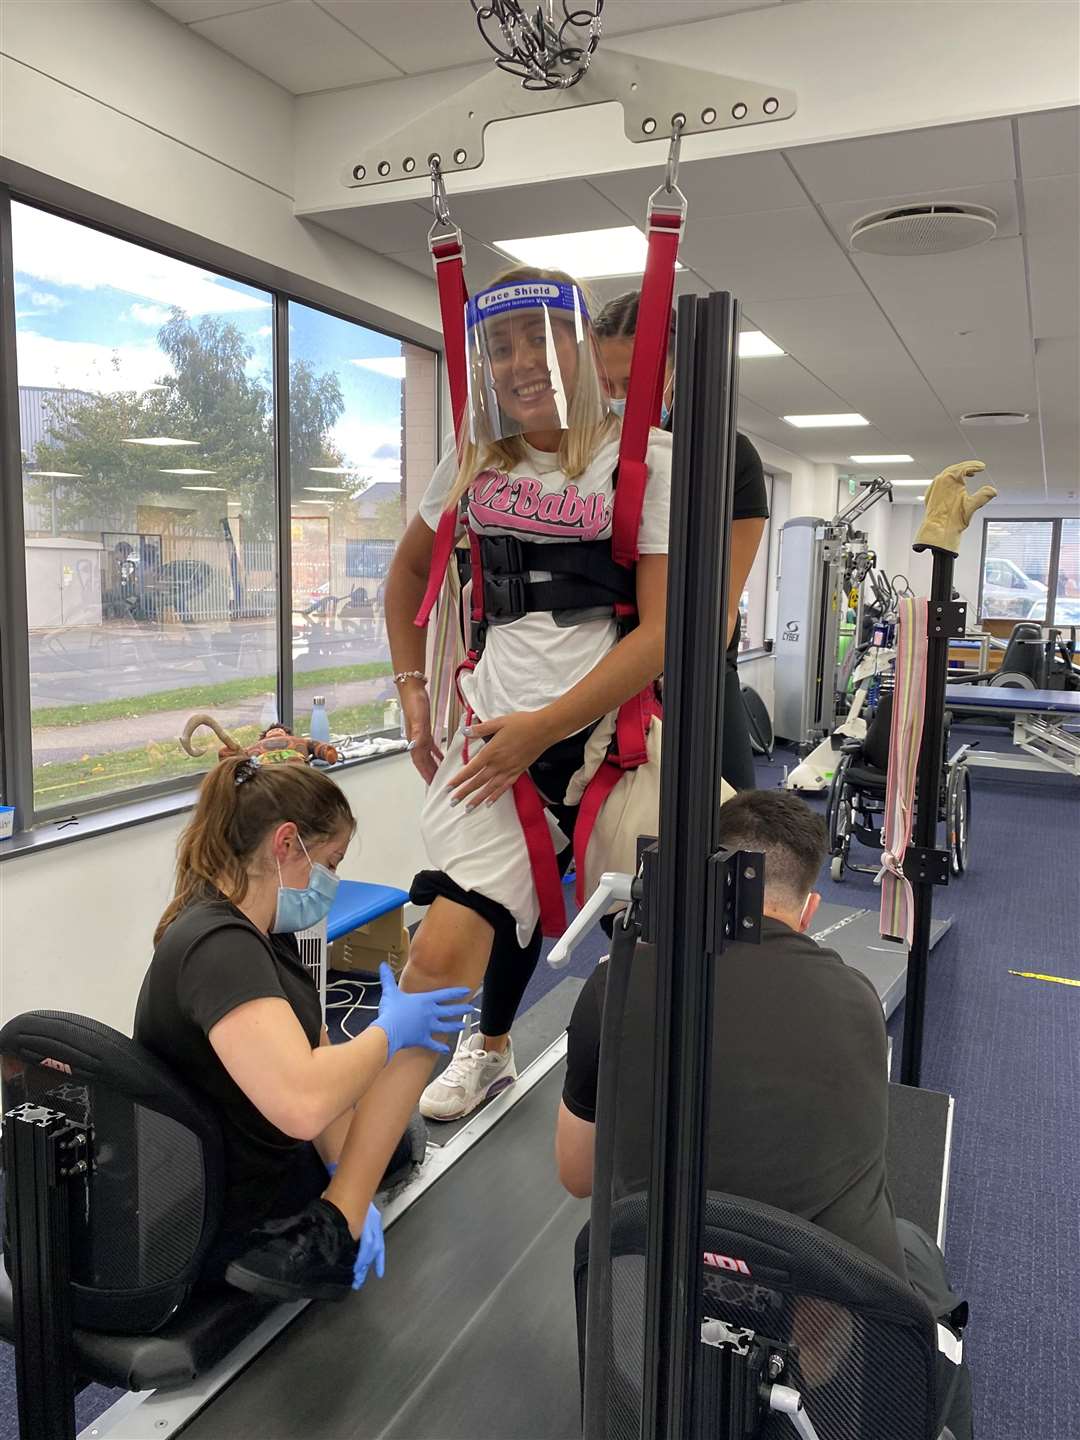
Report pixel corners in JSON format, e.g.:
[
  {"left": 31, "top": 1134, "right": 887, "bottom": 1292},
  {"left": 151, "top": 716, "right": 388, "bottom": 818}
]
[
  {"left": 575, "top": 1190, "right": 937, "bottom": 1440},
  {"left": 861, "top": 692, "right": 894, "bottom": 773},
  {"left": 1000, "top": 622, "right": 1044, "bottom": 682},
  {"left": 0, "top": 1011, "right": 224, "bottom": 1335}
]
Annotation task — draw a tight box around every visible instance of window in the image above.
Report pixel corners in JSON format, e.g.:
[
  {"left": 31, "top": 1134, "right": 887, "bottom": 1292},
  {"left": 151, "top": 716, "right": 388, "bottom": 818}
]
[
  {"left": 286, "top": 303, "right": 437, "bottom": 744},
  {"left": 738, "top": 473, "right": 774, "bottom": 652},
  {"left": 3, "top": 194, "right": 439, "bottom": 828},
  {"left": 13, "top": 202, "right": 277, "bottom": 813},
  {"left": 978, "top": 519, "right": 1059, "bottom": 624}
]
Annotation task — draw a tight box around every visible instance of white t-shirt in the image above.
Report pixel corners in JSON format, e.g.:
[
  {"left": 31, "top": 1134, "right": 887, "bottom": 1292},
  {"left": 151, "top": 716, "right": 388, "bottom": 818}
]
[{"left": 418, "top": 431, "right": 672, "bottom": 722}]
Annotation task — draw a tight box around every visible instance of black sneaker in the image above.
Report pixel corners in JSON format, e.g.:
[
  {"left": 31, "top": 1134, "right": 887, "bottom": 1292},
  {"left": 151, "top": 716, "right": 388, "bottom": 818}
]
[{"left": 225, "top": 1198, "right": 355, "bottom": 1302}]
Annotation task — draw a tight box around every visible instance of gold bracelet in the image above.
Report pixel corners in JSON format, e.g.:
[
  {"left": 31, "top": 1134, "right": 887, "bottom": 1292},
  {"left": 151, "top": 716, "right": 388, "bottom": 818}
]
[{"left": 393, "top": 670, "right": 427, "bottom": 686}]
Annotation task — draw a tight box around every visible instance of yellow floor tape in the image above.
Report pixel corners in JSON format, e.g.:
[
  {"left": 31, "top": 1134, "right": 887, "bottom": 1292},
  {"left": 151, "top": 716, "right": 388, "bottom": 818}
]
[{"left": 1008, "top": 970, "right": 1080, "bottom": 988}]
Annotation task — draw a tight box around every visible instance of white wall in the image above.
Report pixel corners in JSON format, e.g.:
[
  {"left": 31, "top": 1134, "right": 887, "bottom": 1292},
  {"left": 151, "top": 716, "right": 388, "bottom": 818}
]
[
  {"left": 0, "top": 0, "right": 438, "bottom": 333},
  {"left": 294, "top": 0, "right": 1080, "bottom": 215},
  {"left": 0, "top": 756, "right": 428, "bottom": 1034}
]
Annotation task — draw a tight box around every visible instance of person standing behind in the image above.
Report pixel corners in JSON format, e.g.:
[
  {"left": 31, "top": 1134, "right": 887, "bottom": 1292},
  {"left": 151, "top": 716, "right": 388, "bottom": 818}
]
[{"left": 594, "top": 292, "right": 768, "bottom": 791}]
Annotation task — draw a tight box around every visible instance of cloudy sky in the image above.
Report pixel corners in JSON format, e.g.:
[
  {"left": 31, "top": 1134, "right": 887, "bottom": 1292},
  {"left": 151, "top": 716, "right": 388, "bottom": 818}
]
[{"left": 13, "top": 201, "right": 412, "bottom": 477}]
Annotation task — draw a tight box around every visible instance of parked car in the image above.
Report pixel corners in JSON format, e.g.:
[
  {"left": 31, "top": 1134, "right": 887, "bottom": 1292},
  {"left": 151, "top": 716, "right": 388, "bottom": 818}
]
[
  {"left": 982, "top": 557, "right": 1047, "bottom": 618},
  {"left": 1024, "top": 596, "right": 1080, "bottom": 625}
]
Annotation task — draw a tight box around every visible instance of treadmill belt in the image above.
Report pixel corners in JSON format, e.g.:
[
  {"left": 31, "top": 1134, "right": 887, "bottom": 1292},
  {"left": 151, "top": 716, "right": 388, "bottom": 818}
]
[{"left": 181, "top": 1066, "right": 587, "bottom": 1439}]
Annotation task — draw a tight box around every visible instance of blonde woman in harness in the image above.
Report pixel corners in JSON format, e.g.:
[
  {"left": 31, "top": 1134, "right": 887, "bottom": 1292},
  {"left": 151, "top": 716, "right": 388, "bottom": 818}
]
[{"left": 359, "top": 266, "right": 671, "bottom": 1160}]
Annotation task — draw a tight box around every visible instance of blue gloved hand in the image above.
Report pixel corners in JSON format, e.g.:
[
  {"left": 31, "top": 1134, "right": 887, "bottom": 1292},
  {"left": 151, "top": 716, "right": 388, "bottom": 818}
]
[
  {"left": 372, "top": 962, "right": 473, "bottom": 1060},
  {"left": 352, "top": 1202, "right": 385, "bottom": 1290}
]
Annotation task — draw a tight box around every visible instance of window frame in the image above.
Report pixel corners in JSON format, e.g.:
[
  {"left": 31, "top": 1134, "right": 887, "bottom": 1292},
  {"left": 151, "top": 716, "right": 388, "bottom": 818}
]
[
  {"left": 0, "top": 166, "right": 442, "bottom": 831},
  {"left": 976, "top": 515, "right": 1065, "bottom": 627}
]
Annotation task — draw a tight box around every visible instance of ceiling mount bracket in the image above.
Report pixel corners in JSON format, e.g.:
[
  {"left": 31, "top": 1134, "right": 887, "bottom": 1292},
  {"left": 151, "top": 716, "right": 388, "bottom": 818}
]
[{"left": 341, "top": 49, "right": 795, "bottom": 191}]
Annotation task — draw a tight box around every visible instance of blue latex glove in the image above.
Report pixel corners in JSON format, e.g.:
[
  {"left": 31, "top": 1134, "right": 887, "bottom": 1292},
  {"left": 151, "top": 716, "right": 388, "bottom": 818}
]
[
  {"left": 372, "top": 962, "right": 473, "bottom": 1060},
  {"left": 352, "top": 1203, "right": 385, "bottom": 1290}
]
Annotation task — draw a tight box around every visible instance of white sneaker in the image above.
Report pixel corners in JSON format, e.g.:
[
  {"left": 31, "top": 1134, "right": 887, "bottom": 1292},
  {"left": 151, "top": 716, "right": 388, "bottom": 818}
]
[{"left": 419, "top": 1029, "right": 517, "bottom": 1122}]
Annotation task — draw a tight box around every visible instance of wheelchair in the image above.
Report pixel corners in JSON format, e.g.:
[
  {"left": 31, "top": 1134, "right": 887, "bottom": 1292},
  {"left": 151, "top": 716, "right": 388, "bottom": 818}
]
[{"left": 825, "top": 691, "right": 971, "bottom": 883}]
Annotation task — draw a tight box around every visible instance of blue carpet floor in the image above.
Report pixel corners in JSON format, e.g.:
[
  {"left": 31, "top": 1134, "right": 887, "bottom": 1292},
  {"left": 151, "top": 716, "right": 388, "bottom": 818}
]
[{"left": 1, "top": 727, "right": 1076, "bottom": 1437}]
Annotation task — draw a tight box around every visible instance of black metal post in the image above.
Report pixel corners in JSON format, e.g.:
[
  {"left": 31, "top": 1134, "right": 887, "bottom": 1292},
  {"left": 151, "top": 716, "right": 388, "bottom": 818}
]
[
  {"left": 2, "top": 1103, "right": 86, "bottom": 1440},
  {"left": 640, "top": 291, "right": 741, "bottom": 1439},
  {"left": 899, "top": 549, "right": 959, "bottom": 1088}
]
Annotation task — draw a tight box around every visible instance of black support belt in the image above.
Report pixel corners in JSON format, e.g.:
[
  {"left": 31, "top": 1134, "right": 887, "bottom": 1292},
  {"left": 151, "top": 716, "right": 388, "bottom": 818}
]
[{"left": 467, "top": 535, "right": 637, "bottom": 624}]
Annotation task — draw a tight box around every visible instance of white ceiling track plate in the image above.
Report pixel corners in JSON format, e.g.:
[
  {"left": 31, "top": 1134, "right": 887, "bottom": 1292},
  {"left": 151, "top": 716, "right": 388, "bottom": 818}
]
[{"left": 341, "top": 49, "right": 796, "bottom": 191}]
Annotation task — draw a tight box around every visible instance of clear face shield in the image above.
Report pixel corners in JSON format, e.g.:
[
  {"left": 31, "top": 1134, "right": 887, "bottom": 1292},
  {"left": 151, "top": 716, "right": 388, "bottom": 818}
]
[{"left": 465, "top": 280, "right": 605, "bottom": 445}]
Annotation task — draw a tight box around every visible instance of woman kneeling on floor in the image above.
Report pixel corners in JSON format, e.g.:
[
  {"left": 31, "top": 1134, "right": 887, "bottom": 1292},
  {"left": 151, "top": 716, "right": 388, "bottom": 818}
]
[{"left": 135, "top": 757, "right": 471, "bottom": 1300}]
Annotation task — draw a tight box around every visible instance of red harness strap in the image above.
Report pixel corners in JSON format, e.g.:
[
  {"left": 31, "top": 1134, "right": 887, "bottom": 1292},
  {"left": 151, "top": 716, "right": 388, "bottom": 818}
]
[
  {"left": 610, "top": 202, "right": 685, "bottom": 570},
  {"left": 416, "top": 231, "right": 469, "bottom": 629},
  {"left": 512, "top": 776, "right": 567, "bottom": 939}
]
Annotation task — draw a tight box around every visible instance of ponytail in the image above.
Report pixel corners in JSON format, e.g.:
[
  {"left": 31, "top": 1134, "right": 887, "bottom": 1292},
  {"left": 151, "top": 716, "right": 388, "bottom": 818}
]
[{"left": 155, "top": 758, "right": 354, "bottom": 944}]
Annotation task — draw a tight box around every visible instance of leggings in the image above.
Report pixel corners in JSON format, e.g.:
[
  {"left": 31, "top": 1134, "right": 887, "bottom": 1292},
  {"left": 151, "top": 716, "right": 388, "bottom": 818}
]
[{"left": 721, "top": 655, "right": 757, "bottom": 792}]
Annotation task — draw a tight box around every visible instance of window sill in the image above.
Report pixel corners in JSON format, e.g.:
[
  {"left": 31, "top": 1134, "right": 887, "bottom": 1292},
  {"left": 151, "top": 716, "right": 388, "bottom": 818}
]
[{"left": 0, "top": 740, "right": 410, "bottom": 864}]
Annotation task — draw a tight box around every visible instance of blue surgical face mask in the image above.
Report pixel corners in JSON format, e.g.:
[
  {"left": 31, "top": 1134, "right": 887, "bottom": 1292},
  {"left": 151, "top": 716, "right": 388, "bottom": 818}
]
[
  {"left": 609, "top": 397, "right": 626, "bottom": 418},
  {"left": 272, "top": 834, "right": 340, "bottom": 933},
  {"left": 660, "top": 402, "right": 672, "bottom": 428}
]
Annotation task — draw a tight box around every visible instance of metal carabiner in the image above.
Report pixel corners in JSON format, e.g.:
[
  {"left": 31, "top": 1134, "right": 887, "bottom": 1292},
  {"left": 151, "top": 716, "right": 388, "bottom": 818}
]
[
  {"left": 664, "top": 114, "right": 685, "bottom": 194},
  {"left": 429, "top": 157, "right": 452, "bottom": 231}
]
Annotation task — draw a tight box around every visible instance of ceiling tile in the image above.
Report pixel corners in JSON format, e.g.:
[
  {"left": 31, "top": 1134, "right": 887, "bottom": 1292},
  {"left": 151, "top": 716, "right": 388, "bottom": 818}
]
[
  {"left": 192, "top": 0, "right": 401, "bottom": 93},
  {"left": 1023, "top": 175, "right": 1080, "bottom": 341},
  {"left": 788, "top": 120, "right": 1016, "bottom": 204},
  {"left": 1035, "top": 337, "right": 1080, "bottom": 497},
  {"left": 152, "top": 0, "right": 278, "bottom": 22},
  {"left": 851, "top": 238, "right": 1036, "bottom": 415},
  {"left": 821, "top": 180, "right": 1020, "bottom": 249},
  {"left": 682, "top": 207, "right": 862, "bottom": 302},
  {"left": 447, "top": 181, "right": 629, "bottom": 247},
  {"left": 738, "top": 356, "right": 853, "bottom": 417},
  {"left": 590, "top": 150, "right": 807, "bottom": 221},
  {"left": 1018, "top": 106, "right": 1080, "bottom": 179},
  {"left": 317, "top": 0, "right": 781, "bottom": 76},
  {"left": 967, "top": 420, "right": 1049, "bottom": 496}
]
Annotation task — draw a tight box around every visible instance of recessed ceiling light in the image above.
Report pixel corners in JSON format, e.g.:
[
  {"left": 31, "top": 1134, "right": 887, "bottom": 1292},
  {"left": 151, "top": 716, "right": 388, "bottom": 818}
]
[
  {"left": 494, "top": 226, "right": 683, "bottom": 280},
  {"left": 181, "top": 485, "right": 227, "bottom": 492},
  {"left": 849, "top": 454, "right": 914, "bottom": 464},
  {"left": 739, "top": 331, "right": 785, "bottom": 358},
  {"left": 122, "top": 436, "right": 199, "bottom": 447},
  {"left": 158, "top": 468, "right": 218, "bottom": 476},
  {"left": 27, "top": 470, "right": 84, "bottom": 478},
  {"left": 891, "top": 479, "right": 934, "bottom": 487},
  {"left": 783, "top": 413, "right": 870, "bottom": 428},
  {"left": 960, "top": 411, "right": 1029, "bottom": 426},
  {"left": 309, "top": 466, "right": 361, "bottom": 474},
  {"left": 351, "top": 357, "right": 406, "bottom": 379},
  {"left": 305, "top": 486, "right": 347, "bottom": 493}
]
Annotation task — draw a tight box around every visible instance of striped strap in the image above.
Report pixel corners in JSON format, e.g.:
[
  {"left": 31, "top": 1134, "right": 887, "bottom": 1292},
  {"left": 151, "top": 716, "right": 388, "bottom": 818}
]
[{"left": 879, "top": 596, "right": 928, "bottom": 945}]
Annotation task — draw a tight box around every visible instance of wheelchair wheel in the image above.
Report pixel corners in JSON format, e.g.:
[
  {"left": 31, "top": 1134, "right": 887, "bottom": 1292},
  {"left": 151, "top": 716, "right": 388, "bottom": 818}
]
[
  {"left": 826, "top": 756, "right": 852, "bottom": 881},
  {"left": 947, "top": 764, "right": 971, "bottom": 875}
]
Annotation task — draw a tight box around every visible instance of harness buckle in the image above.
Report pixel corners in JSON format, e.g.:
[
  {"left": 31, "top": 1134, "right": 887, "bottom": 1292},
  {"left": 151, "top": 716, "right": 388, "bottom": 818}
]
[
  {"left": 484, "top": 573, "right": 528, "bottom": 622},
  {"left": 481, "top": 535, "right": 525, "bottom": 575}
]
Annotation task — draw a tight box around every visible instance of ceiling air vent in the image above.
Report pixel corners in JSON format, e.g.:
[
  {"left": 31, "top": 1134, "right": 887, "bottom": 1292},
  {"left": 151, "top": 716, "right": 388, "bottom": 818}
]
[
  {"left": 850, "top": 203, "right": 998, "bottom": 256},
  {"left": 960, "top": 411, "right": 1030, "bottom": 426}
]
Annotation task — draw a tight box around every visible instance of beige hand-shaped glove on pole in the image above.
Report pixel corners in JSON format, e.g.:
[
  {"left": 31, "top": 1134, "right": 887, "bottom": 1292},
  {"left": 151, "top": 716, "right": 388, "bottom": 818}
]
[{"left": 914, "top": 460, "right": 998, "bottom": 556}]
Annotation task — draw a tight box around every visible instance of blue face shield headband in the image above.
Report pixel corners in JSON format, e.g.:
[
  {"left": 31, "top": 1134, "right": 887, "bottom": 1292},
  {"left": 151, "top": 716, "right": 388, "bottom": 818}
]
[
  {"left": 464, "top": 280, "right": 597, "bottom": 446},
  {"left": 272, "top": 833, "right": 340, "bottom": 934}
]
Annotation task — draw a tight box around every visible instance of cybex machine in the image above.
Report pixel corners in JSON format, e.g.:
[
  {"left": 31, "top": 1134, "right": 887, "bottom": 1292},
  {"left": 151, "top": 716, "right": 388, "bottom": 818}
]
[{"left": 773, "top": 477, "right": 892, "bottom": 747}]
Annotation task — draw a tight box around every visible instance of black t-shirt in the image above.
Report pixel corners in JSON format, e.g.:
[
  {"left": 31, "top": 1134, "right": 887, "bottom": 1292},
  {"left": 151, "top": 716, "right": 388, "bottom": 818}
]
[
  {"left": 662, "top": 418, "right": 769, "bottom": 660},
  {"left": 563, "top": 917, "right": 905, "bottom": 1278},
  {"left": 133, "top": 898, "right": 323, "bottom": 1243}
]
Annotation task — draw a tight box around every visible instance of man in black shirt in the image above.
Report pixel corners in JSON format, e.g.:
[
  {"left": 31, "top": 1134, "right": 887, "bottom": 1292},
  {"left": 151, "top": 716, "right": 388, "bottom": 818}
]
[{"left": 557, "top": 790, "right": 972, "bottom": 1435}]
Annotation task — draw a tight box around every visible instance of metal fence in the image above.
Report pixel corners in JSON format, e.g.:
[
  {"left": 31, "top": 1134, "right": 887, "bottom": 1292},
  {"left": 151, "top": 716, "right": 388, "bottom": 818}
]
[{"left": 101, "top": 530, "right": 276, "bottom": 623}]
